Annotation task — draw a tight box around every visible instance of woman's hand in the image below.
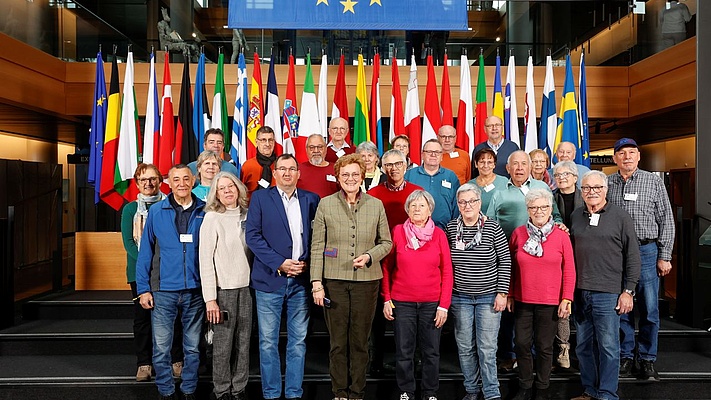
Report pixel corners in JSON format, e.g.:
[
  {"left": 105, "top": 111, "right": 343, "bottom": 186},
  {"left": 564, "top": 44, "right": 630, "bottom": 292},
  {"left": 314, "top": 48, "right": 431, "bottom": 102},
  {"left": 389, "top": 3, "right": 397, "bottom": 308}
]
[
  {"left": 506, "top": 297, "right": 515, "bottom": 313},
  {"left": 434, "top": 309, "right": 448, "bottom": 328},
  {"left": 206, "top": 300, "right": 221, "bottom": 324},
  {"left": 558, "top": 299, "right": 572, "bottom": 319},
  {"left": 493, "top": 293, "right": 507, "bottom": 312},
  {"left": 312, "top": 281, "right": 325, "bottom": 307},
  {"left": 383, "top": 300, "right": 395, "bottom": 321}
]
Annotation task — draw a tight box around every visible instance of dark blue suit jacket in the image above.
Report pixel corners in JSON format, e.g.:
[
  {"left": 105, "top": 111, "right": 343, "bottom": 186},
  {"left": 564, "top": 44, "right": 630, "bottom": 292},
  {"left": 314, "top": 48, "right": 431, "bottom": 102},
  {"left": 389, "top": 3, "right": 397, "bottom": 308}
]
[{"left": 246, "top": 186, "right": 320, "bottom": 292}]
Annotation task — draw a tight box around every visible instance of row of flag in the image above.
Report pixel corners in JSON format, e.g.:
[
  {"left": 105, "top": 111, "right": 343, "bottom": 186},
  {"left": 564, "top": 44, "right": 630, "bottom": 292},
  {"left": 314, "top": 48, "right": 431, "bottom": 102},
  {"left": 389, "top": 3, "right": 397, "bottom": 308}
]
[{"left": 87, "top": 49, "right": 590, "bottom": 211}]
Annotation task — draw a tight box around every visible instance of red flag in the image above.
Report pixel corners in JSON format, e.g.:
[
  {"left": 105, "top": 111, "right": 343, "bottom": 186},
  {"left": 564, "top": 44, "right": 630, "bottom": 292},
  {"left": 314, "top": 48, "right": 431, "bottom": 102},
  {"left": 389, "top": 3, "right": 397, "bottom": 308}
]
[
  {"left": 455, "top": 54, "right": 474, "bottom": 152},
  {"left": 282, "top": 54, "right": 299, "bottom": 157},
  {"left": 422, "top": 54, "right": 441, "bottom": 144},
  {"left": 247, "top": 52, "right": 264, "bottom": 159},
  {"left": 370, "top": 53, "right": 383, "bottom": 154},
  {"left": 175, "top": 57, "right": 197, "bottom": 165},
  {"left": 331, "top": 54, "right": 350, "bottom": 144},
  {"left": 99, "top": 56, "right": 126, "bottom": 210},
  {"left": 389, "top": 56, "right": 405, "bottom": 144},
  {"left": 157, "top": 52, "right": 175, "bottom": 177},
  {"left": 440, "top": 53, "right": 453, "bottom": 127}
]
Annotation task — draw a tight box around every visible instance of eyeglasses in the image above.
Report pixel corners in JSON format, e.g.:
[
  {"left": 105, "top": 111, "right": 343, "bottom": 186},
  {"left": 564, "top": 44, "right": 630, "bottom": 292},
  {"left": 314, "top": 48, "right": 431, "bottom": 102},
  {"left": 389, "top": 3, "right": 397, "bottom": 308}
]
[
  {"left": 581, "top": 185, "right": 605, "bottom": 194},
  {"left": 307, "top": 145, "right": 325, "bottom": 151},
  {"left": 275, "top": 167, "right": 298, "bottom": 173},
  {"left": 330, "top": 127, "right": 348, "bottom": 132},
  {"left": 339, "top": 172, "right": 361, "bottom": 180},
  {"left": 527, "top": 205, "right": 551, "bottom": 212},
  {"left": 438, "top": 135, "right": 456, "bottom": 141},
  {"left": 382, "top": 161, "right": 405, "bottom": 170},
  {"left": 217, "top": 183, "right": 236, "bottom": 192},
  {"left": 531, "top": 159, "right": 548, "bottom": 165},
  {"left": 256, "top": 138, "right": 275, "bottom": 143},
  {"left": 422, "top": 150, "right": 443, "bottom": 156},
  {"left": 553, "top": 172, "right": 575, "bottom": 179},
  {"left": 485, "top": 123, "right": 503, "bottom": 128},
  {"left": 457, "top": 199, "right": 481, "bottom": 207},
  {"left": 138, "top": 177, "right": 160, "bottom": 184}
]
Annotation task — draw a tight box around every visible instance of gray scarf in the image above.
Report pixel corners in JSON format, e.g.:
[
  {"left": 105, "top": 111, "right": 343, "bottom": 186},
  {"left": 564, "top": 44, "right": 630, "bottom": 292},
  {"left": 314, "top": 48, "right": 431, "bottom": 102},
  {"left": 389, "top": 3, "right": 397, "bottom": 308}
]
[{"left": 523, "top": 217, "right": 555, "bottom": 257}]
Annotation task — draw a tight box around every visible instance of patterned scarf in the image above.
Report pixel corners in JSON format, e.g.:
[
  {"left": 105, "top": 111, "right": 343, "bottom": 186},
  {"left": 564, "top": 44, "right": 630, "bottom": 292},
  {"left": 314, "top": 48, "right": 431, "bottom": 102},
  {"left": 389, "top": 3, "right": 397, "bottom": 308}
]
[
  {"left": 133, "top": 192, "right": 166, "bottom": 250},
  {"left": 456, "top": 213, "right": 485, "bottom": 250},
  {"left": 523, "top": 217, "right": 555, "bottom": 257}
]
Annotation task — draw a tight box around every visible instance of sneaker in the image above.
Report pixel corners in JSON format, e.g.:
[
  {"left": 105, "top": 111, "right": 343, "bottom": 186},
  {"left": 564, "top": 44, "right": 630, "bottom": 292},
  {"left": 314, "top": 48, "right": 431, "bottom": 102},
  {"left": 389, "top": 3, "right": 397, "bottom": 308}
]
[
  {"left": 172, "top": 361, "right": 183, "bottom": 378},
  {"left": 570, "top": 394, "right": 595, "bottom": 400},
  {"left": 557, "top": 344, "right": 571, "bottom": 369},
  {"left": 510, "top": 388, "right": 532, "bottom": 400},
  {"left": 136, "top": 365, "right": 152, "bottom": 382},
  {"left": 399, "top": 393, "right": 413, "bottom": 400},
  {"left": 619, "top": 358, "right": 634, "bottom": 378},
  {"left": 639, "top": 360, "right": 660, "bottom": 381}
]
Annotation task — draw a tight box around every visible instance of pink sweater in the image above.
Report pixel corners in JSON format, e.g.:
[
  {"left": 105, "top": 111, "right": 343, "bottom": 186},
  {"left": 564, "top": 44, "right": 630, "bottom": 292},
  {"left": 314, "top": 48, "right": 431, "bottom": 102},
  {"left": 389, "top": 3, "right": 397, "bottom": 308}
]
[
  {"left": 509, "top": 225, "right": 576, "bottom": 305},
  {"left": 381, "top": 224, "right": 453, "bottom": 309}
]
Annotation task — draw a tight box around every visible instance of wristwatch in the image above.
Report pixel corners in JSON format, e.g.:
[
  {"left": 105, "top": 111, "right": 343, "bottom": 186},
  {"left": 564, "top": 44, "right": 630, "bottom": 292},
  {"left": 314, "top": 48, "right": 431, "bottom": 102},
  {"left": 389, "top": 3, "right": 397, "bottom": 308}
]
[{"left": 624, "top": 289, "right": 636, "bottom": 297}]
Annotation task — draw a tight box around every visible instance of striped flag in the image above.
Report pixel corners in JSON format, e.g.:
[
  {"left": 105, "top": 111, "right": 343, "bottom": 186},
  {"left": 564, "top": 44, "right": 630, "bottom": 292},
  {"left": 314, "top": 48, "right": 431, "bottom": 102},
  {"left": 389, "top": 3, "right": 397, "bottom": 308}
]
[
  {"left": 370, "top": 53, "right": 383, "bottom": 154},
  {"left": 540, "top": 55, "right": 557, "bottom": 157},
  {"left": 455, "top": 54, "right": 474, "bottom": 153},
  {"left": 492, "top": 55, "right": 504, "bottom": 124},
  {"left": 578, "top": 52, "right": 590, "bottom": 168},
  {"left": 554, "top": 54, "right": 580, "bottom": 164},
  {"left": 264, "top": 56, "right": 282, "bottom": 155},
  {"left": 422, "top": 54, "right": 441, "bottom": 144},
  {"left": 404, "top": 54, "right": 422, "bottom": 164},
  {"left": 99, "top": 55, "right": 125, "bottom": 210},
  {"left": 115, "top": 50, "right": 141, "bottom": 201},
  {"left": 318, "top": 53, "right": 329, "bottom": 138},
  {"left": 332, "top": 54, "right": 350, "bottom": 143},
  {"left": 143, "top": 51, "right": 160, "bottom": 166},
  {"left": 282, "top": 54, "right": 299, "bottom": 157},
  {"left": 298, "top": 53, "right": 321, "bottom": 161},
  {"left": 389, "top": 55, "right": 405, "bottom": 143},
  {"left": 157, "top": 52, "right": 175, "bottom": 177},
  {"left": 193, "top": 53, "right": 211, "bottom": 152},
  {"left": 88, "top": 50, "right": 107, "bottom": 204},
  {"left": 175, "top": 56, "right": 197, "bottom": 164},
  {"left": 474, "top": 54, "right": 488, "bottom": 145},
  {"left": 353, "top": 53, "right": 370, "bottom": 145},
  {"left": 247, "top": 52, "right": 264, "bottom": 159},
  {"left": 504, "top": 54, "right": 520, "bottom": 147},
  {"left": 523, "top": 55, "right": 538, "bottom": 153},
  {"left": 211, "top": 53, "right": 230, "bottom": 151},
  {"left": 231, "top": 53, "right": 248, "bottom": 174},
  {"left": 440, "top": 53, "right": 453, "bottom": 127}
]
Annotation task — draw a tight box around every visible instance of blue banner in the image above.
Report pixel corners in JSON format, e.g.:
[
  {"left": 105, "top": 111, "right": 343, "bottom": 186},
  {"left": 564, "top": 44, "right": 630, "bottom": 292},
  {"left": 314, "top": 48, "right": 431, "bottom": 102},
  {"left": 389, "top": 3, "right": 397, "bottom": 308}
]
[{"left": 228, "top": 0, "right": 468, "bottom": 30}]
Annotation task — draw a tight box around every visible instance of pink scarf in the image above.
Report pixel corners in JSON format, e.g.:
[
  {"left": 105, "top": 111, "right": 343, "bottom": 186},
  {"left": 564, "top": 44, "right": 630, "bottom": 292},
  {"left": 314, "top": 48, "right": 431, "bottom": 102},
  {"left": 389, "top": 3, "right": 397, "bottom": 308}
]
[{"left": 403, "top": 218, "right": 436, "bottom": 250}]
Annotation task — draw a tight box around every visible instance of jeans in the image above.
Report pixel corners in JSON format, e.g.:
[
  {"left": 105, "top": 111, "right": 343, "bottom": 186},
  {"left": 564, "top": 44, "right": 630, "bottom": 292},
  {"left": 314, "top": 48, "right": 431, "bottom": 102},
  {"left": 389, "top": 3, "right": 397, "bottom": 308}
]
[
  {"left": 450, "top": 292, "right": 501, "bottom": 400},
  {"left": 574, "top": 290, "right": 621, "bottom": 400},
  {"left": 255, "top": 279, "right": 309, "bottom": 399},
  {"left": 620, "top": 242, "right": 660, "bottom": 362},
  {"left": 152, "top": 289, "right": 205, "bottom": 397},
  {"left": 392, "top": 300, "right": 442, "bottom": 398},
  {"left": 514, "top": 302, "right": 558, "bottom": 390},
  {"left": 130, "top": 282, "right": 183, "bottom": 367},
  {"left": 212, "top": 287, "right": 252, "bottom": 398}
]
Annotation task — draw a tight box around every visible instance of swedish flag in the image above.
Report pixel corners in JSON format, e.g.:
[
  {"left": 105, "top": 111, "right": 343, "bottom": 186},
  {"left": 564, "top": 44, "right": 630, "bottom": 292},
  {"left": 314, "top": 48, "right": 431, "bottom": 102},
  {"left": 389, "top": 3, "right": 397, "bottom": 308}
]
[{"left": 554, "top": 54, "right": 581, "bottom": 164}]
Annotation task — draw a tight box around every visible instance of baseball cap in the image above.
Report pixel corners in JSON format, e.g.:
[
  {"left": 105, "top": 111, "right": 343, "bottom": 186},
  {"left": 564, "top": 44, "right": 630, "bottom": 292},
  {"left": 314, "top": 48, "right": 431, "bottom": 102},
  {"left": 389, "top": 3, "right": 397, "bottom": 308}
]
[{"left": 613, "top": 138, "right": 639, "bottom": 153}]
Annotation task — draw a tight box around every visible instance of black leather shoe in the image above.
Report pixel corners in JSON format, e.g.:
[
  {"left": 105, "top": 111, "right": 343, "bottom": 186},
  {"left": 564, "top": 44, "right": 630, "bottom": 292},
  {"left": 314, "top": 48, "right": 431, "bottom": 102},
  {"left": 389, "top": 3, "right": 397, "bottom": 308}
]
[
  {"left": 510, "top": 388, "right": 532, "bottom": 400},
  {"left": 639, "top": 360, "right": 660, "bottom": 381},
  {"left": 619, "top": 358, "right": 634, "bottom": 378}
]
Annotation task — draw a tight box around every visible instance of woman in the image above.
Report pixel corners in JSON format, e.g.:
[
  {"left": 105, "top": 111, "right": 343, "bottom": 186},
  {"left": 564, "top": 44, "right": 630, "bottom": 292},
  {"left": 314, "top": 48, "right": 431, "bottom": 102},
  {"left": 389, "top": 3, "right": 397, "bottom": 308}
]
[
  {"left": 356, "top": 141, "right": 386, "bottom": 192},
  {"left": 120, "top": 163, "right": 182, "bottom": 381},
  {"left": 199, "top": 171, "right": 252, "bottom": 400},
  {"left": 469, "top": 148, "right": 508, "bottom": 212},
  {"left": 508, "top": 189, "right": 576, "bottom": 400},
  {"left": 310, "top": 154, "right": 393, "bottom": 400},
  {"left": 192, "top": 150, "right": 222, "bottom": 201},
  {"left": 529, "top": 149, "right": 556, "bottom": 190},
  {"left": 446, "top": 184, "right": 511, "bottom": 400},
  {"left": 391, "top": 134, "right": 418, "bottom": 170},
  {"left": 382, "top": 190, "right": 453, "bottom": 400}
]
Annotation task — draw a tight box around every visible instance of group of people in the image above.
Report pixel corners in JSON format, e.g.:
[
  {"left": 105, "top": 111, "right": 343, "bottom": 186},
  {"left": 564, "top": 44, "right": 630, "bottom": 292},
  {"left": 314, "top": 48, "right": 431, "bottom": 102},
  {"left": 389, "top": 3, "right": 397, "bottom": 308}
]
[{"left": 120, "top": 114, "right": 674, "bottom": 400}]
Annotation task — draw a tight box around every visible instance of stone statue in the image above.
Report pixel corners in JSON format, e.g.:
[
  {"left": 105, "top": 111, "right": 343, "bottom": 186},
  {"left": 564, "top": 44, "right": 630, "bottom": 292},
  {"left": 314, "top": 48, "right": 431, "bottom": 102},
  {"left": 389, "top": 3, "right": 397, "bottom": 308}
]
[{"left": 158, "top": 7, "right": 200, "bottom": 60}]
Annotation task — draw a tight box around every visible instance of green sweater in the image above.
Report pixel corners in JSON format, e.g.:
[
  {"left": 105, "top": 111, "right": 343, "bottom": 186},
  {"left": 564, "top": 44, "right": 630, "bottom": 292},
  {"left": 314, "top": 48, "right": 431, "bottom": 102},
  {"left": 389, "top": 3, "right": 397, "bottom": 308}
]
[{"left": 120, "top": 201, "right": 157, "bottom": 283}]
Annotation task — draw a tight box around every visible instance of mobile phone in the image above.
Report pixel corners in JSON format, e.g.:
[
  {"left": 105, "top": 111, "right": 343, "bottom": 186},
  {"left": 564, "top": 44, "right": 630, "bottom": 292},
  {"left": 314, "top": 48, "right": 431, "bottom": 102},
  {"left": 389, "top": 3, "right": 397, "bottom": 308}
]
[
  {"left": 218, "top": 310, "right": 229, "bottom": 323},
  {"left": 323, "top": 297, "right": 332, "bottom": 309}
]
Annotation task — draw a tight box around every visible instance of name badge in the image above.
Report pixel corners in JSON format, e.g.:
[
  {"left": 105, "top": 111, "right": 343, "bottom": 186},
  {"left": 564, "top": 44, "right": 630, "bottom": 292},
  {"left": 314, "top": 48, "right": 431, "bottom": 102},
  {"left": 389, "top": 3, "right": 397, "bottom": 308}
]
[
  {"left": 336, "top": 149, "right": 346, "bottom": 158},
  {"left": 624, "top": 193, "right": 638, "bottom": 201},
  {"left": 410, "top": 236, "right": 420, "bottom": 250},
  {"left": 520, "top": 185, "right": 530, "bottom": 196},
  {"left": 449, "top": 151, "right": 459, "bottom": 158},
  {"left": 455, "top": 241, "right": 466, "bottom": 250},
  {"left": 326, "top": 174, "right": 337, "bottom": 182},
  {"left": 484, "top": 183, "right": 495, "bottom": 192},
  {"left": 589, "top": 213, "right": 600, "bottom": 226},
  {"left": 180, "top": 234, "right": 193, "bottom": 243},
  {"left": 324, "top": 247, "right": 338, "bottom": 257},
  {"left": 442, "top": 180, "right": 452, "bottom": 189},
  {"left": 258, "top": 178, "right": 270, "bottom": 188}
]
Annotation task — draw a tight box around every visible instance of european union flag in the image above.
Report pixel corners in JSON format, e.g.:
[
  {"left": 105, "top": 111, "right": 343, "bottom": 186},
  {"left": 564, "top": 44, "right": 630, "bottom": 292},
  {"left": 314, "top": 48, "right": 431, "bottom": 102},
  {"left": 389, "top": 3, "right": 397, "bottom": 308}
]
[{"left": 88, "top": 51, "right": 107, "bottom": 204}]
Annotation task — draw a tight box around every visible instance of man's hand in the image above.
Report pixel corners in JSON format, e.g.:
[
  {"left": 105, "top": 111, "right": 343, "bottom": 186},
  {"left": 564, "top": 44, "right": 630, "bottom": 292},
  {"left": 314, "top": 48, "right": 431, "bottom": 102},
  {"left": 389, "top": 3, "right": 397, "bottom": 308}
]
[
  {"left": 353, "top": 254, "right": 371, "bottom": 269},
  {"left": 139, "top": 292, "right": 154, "bottom": 310},
  {"left": 556, "top": 222, "right": 570, "bottom": 234},
  {"left": 616, "top": 292, "right": 634, "bottom": 315},
  {"left": 279, "top": 259, "right": 306, "bottom": 277},
  {"left": 657, "top": 259, "right": 672, "bottom": 277}
]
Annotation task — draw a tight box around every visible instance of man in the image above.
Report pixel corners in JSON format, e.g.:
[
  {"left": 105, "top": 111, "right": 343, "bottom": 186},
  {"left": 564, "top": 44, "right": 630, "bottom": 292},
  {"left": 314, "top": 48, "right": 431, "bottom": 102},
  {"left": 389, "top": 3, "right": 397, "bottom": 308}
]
[
  {"left": 570, "top": 170, "right": 641, "bottom": 400},
  {"left": 438, "top": 124, "right": 471, "bottom": 185},
  {"left": 367, "top": 149, "right": 423, "bottom": 375},
  {"left": 404, "top": 139, "right": 460, "bottom": 229},
  {"left": 136, "top": 164, "right": 206, "bottom": 400},
  {"left": 297, "top": 133, "right": 339, "bottom": 198},
  {"left": 549, "top": 141, "right": 590, "bottom": 187},
  {"left": 188, "top": 128, "right": 239, "bottom": 178},
  {"left": 470, "top": 115, "right": 519, "bottom": 178},
  {"left": 324, "top": 117, "right": 355, "bottom": 163},
  {"left": 607, "top": 138, "right": 675, "bottom": 381},
  {"left": 246, "top": 154, "right": 320, "bottom": 400},
  {"left": 486, "top": 150, "right": 563, "bottom": 373},
  {"left": 660, "top": 0, "right": 692, "bottom": 49},
  {"left": 241, "top": 126, "right": 277, "bottom": 199}
]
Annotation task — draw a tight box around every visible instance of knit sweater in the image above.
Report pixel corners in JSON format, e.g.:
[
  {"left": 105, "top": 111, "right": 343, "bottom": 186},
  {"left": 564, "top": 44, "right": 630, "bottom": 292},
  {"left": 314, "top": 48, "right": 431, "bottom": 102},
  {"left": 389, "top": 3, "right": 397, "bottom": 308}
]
[
  {"left": 367, "top": 182, "right": 424, "bottom": 232},
  {"left": 508, "top": 225, "right": 576, "bottom": 305},
  {"left": 297, "top": 161, "right": 339, "bottom": 198},
  {"left": 381, "top": 224, "right": 453, "bottom": 309},
  {"left": 199, "top": 208, "right": 251, "bottom": 303},
  {"left": 441, "top": 148, "right": 471, "bottom": 185}
]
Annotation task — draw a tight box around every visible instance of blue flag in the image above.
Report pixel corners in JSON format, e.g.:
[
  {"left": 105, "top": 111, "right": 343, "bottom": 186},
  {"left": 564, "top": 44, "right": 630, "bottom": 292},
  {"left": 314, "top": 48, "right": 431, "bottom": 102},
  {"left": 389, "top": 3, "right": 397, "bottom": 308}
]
[
  {"left": 193, "top": 53, "right": 210, "bottom": 152},
  {"left": 228, "top": 0, "right": 468, "bottom": 30},
  {"left": 88, "top": 51, "right": 107, "bottom": 204},
  {"left": 554, "top": 55, "right": 580, "bottom": 164},
  {"left": 231, "top": 53, "right": 248, "bottom": 175},
  {"left": 578, "top": 52, "right": 590, "bottom": 168}
]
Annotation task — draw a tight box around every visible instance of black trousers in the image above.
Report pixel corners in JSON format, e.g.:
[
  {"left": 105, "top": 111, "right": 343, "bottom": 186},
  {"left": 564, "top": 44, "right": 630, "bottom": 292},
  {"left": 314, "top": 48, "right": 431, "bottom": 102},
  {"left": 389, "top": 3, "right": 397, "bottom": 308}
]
[{"left": 513, "top": 301, "right": 558, "bottom": 390}]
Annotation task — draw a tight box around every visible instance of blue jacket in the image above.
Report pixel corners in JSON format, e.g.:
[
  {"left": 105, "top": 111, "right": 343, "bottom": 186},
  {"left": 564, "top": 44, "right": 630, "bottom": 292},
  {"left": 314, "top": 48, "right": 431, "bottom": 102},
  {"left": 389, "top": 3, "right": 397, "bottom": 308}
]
[
  {"left": 136, "top": 194, "right": 206, "bottom": 294},
  {"left": 246, "top": 187, "right": 320, "bottom": 292}
]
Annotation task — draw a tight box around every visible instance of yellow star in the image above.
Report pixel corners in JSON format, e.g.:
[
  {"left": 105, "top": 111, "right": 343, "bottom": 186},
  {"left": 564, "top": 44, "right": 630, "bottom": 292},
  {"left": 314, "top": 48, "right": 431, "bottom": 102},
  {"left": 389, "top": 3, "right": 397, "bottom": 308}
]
[
  {"left": 370, "top": 0, "right": 381, "bottom": 5},
  {"left": 340, "top": 0, "right": 357, "bottom": 13},
  {"left": 317, "top": 0, "right": 328, "bottom": 5},
  {"left": 96, "top": 94, "right": 106, "bottom": 107}
]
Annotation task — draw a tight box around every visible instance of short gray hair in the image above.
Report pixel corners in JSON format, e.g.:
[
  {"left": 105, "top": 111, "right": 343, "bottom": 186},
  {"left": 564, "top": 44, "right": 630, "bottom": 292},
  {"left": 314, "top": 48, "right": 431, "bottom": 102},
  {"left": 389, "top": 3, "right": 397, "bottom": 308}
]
[
  {"left": 581, "top": 170, "right": 608, "bottom": 188},
  {"left": 404, "top": 189, "right": 435, "bottom": 213},
  {"left": 524, "top": 188, "right": 553, "bottom": 207},
  {"left": 552, "top": 161, "right": 578, "bottom": 176},
  {"left": 196, "top": 150, "right": 223, "bottom": 181},
  {"left": 356, "top": 141, "right": 379, "bottom": 156},
  {"left": 382, "top": 149, "right": 406, "bottom": 164},
  {"left": 456, "top": 183, "right": 482, "bottom": 200},
  {"left": 507, "top": 150, "right": 531, "bottom": 165}
]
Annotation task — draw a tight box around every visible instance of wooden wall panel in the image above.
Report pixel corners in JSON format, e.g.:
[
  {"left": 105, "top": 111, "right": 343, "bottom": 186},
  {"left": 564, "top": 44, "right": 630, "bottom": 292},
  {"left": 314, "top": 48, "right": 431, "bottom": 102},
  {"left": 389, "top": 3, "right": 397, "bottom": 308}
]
[{"left": 75, "top": 232, "right": 128, "bottom": 290}]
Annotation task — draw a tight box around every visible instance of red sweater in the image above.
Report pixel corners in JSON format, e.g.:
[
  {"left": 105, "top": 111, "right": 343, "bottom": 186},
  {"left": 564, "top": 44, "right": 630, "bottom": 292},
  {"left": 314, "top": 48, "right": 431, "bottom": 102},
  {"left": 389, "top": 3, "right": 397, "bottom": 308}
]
[
  {"left": 297, "top": 161, "right": 339, "bottom": 198},
  {"left": 367, "top": 182, "right": 423, "bottom": 232},
  {"left": 325, "top": 145, "right": 356, "bottom": 163},
  {"left": 381, "top": 225, "right": 453, "bottom": 309},
  {"left": 509, "top": 225, "right": 576, "bottom": 305}
]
